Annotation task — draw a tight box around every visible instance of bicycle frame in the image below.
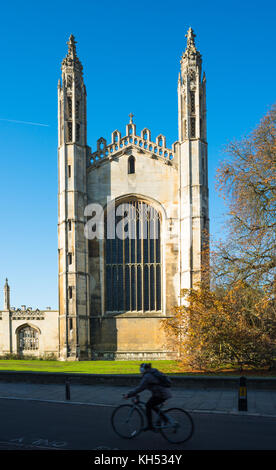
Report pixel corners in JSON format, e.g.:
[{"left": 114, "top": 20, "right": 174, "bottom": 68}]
[{"left": 130, "top": 395, "right": 168, "bottom": 430}]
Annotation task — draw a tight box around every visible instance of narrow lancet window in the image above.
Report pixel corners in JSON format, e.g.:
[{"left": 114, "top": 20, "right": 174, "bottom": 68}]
[
  {"left": 76, "top": 101, "right": 80, "bottom": 119},
  {"left": 76, "top": 123, "right": 80, "bottom": 142},
  {"left": 128, "top": 156, "right": 135, "bottom": 174},
  {"left": 190, "top": 117, "right": 196, "bottom": 138},
  {"left": 190, "top": 91, "right": 195, "bottom": 114},
  {"left": 67, "top": 97, "right": 72, "bottom": 118},
  {"left": 67, "top": 122, "right": 72, "bottom": 142}
]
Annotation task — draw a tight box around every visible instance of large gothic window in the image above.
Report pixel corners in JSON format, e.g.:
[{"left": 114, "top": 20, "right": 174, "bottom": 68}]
[
  {"left": 18, "top": 326, "right": 39, "bottom": 351},
  {"left": 105, "top": 200, "right": 161, "bottom": 313}
]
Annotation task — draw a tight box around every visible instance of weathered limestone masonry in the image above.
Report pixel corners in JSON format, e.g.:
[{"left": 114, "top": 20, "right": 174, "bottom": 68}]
[
  {"left": 57, "top": 28, "right": 209, "bottom": 360},
  {"left": 178, "top": 28, "right": 209, "bottom": 295},
  {"left": 58, "top": 36, "right": 90, "bottom": 360},
  {"left": 0, "top": 280, "right": 59, "bottom": 357}
]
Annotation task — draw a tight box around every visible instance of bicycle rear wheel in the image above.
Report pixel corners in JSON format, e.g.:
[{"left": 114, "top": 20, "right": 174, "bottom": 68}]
[
  {"left": 160, "top": 408, "right": 194, "bottom": 444},
  {"left": 111, "top": 405, "right": 144, "bottom": 439}
]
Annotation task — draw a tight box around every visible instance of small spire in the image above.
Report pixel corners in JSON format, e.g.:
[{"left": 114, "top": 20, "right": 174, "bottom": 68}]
[
  {"left": 67, "top": 34, "right": 77, "bottom": 58},
  {"left": 129, "top": 113, "right": 134, "bottom": 124},
  {"left": 181, "top": 27, "right": 201, "bottom": 62},
  {"left": 62, "top": 34, "right": 83, "bottom": 75},
  {"left": 185, "top": 27, "right": 197, "bottom": 52},
  {"left": 4, "top": 278, "right": 10, "bottom": 310}
]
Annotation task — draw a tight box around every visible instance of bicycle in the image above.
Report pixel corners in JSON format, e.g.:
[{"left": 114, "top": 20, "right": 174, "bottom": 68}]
[{"left": 111, "top": 395, "right": 194, "bottom": 444}]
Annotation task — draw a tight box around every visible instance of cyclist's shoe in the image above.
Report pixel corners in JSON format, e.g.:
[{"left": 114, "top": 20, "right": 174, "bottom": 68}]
[{"left": 142, "top": 425, "right": 154, "bottom": 432}]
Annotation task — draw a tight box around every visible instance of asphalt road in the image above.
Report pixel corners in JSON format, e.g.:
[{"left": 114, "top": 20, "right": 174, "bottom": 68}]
[{"left": 0, "top": 398, "right": 275, "bottom": 452}]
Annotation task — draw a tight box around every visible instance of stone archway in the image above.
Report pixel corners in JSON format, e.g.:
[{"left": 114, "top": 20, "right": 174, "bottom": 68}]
[{"left": 16, "top": 324, "right": 40, "bottom": 354}]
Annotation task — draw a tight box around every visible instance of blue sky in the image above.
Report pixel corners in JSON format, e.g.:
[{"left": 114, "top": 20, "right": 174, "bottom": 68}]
[{"left": 0, "top": 0, "right": 275, "bottom": 309}]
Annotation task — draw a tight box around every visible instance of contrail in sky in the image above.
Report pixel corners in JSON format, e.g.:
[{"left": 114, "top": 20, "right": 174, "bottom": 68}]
[{"left": 0, "top": 118, "right": 49, "bottom": 127}]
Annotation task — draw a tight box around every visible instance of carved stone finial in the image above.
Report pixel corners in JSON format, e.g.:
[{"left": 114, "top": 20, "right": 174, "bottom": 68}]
[
  {"left": 181, "top": 27, "right": 201, "bottom": 64},
  {"left": 67, "top": 34, "right": 77, "bottom": 58},
  {"left": 62, "top": 34, "right": 83, "bottom": 75},
  {"left": 185, "top": 27, "right": 197, "bottom": 52},
  {"left": 129, "top": 113, "right": 134, "bottom": 124}
]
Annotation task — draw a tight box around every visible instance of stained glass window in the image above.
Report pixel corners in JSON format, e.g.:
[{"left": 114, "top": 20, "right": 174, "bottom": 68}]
[{"left": 105, "top": 200, "right": 161, "bottom": 313}]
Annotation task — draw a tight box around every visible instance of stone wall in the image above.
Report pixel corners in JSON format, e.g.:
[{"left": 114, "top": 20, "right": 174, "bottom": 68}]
[
  {"left": 0, "top": 309, "right": 59, "bottom": 358},
  {"left": 87, "top": 145, "right": 180, "bottom": 359}
]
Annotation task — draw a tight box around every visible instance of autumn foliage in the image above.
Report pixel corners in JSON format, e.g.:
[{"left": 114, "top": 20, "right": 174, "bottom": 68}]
[
  {"left": 164, "top": 281, "right": 276, "bottom": 370},
  {"left": 164, "top": 105, "right": 276, "bottom": 370}
]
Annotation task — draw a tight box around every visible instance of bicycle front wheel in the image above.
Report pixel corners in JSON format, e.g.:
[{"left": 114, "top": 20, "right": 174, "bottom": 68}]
[
  {"left": 111, "top": 405, "right": 144, "bottom": 439},
  {"left": 160, "top": 408, "right": 194, "bottom": 444}
]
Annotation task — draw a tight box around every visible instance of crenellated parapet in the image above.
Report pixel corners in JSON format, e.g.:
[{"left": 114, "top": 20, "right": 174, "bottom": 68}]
[
  {"left": 88, "top": 118, "right": 178, "bottom": 169},
  {"left": 10, "top": 307, "right": 45, "bottom": 320}
]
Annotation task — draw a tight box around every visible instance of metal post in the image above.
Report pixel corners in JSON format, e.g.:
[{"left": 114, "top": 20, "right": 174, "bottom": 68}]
[
  {"left": 65, "top": 377, "right": 70, "bottom": 401},
  {"left": 238, "top": 376, "right": 247, "bottom": 411}
]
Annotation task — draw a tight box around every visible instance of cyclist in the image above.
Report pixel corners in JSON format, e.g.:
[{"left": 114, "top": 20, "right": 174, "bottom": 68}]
[{"left": 123, "top": 363, "right": 172, "bottom": 432}]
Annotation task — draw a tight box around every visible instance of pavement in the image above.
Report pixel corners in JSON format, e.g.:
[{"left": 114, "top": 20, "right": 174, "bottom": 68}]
[{"left": 0, "top": 380, "right": 275, "bottom": 418}]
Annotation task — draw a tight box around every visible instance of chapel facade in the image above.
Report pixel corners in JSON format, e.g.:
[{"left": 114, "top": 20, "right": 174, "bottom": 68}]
[{"left": 57, "top": 28, "right": 209, "bottom": 360}]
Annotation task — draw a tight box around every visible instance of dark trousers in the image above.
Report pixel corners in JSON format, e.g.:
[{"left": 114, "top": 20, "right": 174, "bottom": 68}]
[{"left": 146, "top": 396, "right": 166, "bottom": 427}]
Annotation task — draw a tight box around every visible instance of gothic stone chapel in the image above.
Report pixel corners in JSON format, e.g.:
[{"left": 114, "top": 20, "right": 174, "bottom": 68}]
[{"left": 58, "top": 28, "right": 209, "bottom": 360}]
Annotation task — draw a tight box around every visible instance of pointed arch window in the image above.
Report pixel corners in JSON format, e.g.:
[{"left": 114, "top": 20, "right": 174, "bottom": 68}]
[
  {"left": 105, "top": 200, "right": 162, "bottom": 313},
  {"left": 18, "top": 326, "right": 39, "bottom": 351},
  {"left": 128, "top": 156, "right": 135, "bottom": 174}
]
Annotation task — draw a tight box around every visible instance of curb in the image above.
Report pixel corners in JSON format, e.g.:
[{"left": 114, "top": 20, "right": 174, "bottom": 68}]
[
  {"left": 0, "top": 394, "right": 275, "bottom": 419},
  {"left": 0, "top": 370, "right": 275, "bottom": 389}
]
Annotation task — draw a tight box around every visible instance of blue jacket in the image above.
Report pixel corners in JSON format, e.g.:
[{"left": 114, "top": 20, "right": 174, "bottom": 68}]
[{"left": 127, "top": 369, "right": 172, "bottom": 400}]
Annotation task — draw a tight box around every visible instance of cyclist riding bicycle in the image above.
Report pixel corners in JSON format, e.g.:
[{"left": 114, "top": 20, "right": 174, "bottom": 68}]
[{"left": 123, "top": 363, "right": 172, "bottom": 432}]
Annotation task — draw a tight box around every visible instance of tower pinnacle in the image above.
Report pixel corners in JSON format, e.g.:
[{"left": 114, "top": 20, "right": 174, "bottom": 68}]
[
  {"left": 185, "top": 28, "right": 197, "bottom": 52},
  {"left": 67, "top": 34, "right": 77, "bottom": 58},
  {"left": 4, "top": 278, "right": 10, "bottom": 310},
  {"left": 182, "top": 27, "right": 201, "bottom": 62},
  {"left": 62, "top": 34, "right": 83, "bottom": 75}
]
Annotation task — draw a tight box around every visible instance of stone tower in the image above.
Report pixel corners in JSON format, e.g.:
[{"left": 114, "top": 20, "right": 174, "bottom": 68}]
[
  {"left": 178, "top": 27, "right": 209, "bottom": 300},
  {"left": 58, "top": 35, "right": 90, "bottom": 360}
]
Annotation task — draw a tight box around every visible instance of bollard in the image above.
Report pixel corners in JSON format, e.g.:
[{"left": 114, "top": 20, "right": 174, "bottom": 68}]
[
  {"left": 238, "top": 376, "right": 247, "bottom": 411},
  {"left": 65, "top": 377, "right": 70, "bottom": 401}
]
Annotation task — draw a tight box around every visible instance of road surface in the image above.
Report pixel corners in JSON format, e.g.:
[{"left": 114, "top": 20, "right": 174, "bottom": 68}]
[{"left": 0, "top": 398, "right": 275, "bottom": 452}]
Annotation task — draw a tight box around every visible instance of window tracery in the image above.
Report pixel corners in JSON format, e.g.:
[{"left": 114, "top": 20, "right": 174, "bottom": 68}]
[
  {"left": 18, "top": 326, "right": 39, "bottom": 351},
  {"left": 105, "top": 200, "right": 161, "bottom": 313}
]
